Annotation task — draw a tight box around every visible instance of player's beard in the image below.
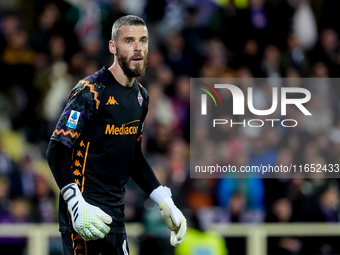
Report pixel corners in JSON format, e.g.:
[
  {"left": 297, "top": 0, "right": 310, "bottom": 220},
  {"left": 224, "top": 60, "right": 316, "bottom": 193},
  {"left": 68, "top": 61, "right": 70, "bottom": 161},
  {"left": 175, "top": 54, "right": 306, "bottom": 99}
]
[{"left": 116, "top": 47, "right": 148, "bottom": 77}]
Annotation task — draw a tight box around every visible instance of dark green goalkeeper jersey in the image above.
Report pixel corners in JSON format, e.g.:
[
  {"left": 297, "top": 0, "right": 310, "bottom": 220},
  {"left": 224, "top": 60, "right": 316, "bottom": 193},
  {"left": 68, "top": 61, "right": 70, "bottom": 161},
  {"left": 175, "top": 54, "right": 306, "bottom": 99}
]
[{"left": 51, "top": 66, "right": 149, "bottom": 233}]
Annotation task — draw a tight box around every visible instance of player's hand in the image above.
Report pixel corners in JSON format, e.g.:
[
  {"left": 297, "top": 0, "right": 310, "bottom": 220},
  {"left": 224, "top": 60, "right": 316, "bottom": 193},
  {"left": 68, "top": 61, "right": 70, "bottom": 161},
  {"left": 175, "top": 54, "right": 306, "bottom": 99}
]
[
  {"left": 159, "top": 197, "right": 187, "bottom": 247},
  {"left": 61, "top": 183, "right": 112, "bottom": 241},
  {"left": 150, "top": 186, "right": 187, "bottom": 246}
]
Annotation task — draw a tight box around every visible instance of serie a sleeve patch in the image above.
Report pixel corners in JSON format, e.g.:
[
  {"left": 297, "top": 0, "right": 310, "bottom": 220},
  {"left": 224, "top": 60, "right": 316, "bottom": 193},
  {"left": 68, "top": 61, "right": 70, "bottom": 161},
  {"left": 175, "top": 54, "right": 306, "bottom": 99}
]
[{"left": 66, "top": 110, "right": 81, "bottom": 129}]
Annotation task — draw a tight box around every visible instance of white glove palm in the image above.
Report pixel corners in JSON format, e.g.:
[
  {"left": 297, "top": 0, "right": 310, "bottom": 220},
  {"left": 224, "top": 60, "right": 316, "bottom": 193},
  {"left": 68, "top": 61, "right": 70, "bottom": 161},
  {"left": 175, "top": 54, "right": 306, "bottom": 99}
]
[
  {"left": 150, "top": 186, "right": 187, "bottom": 247},
  {"left": 160, "top": 197, "right": 187, "bottom": 246},
  {"left": 61, "top": 183, "right": 112, "bottom": 241}
]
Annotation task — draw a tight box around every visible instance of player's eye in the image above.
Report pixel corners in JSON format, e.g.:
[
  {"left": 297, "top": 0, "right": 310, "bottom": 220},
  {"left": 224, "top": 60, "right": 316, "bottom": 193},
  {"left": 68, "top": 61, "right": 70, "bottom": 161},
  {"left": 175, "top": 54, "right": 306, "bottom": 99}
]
[{"left": 141, "top": 38, "right": 148, "bottom": 43}]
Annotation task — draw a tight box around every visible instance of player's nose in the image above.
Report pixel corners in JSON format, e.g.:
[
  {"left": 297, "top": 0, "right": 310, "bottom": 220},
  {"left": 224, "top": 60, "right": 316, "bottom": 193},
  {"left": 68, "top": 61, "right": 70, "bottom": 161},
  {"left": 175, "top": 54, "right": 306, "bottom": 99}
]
[{"left": 134, "top": 41, "right": 141, "bottom": 52}]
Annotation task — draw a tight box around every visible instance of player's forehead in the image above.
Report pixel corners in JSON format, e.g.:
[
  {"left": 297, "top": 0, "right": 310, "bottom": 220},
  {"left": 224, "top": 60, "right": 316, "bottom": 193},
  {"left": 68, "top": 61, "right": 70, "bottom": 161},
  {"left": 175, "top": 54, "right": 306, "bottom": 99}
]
[{"left": 118, "top": 25, "right": 148, "bottom": 39}]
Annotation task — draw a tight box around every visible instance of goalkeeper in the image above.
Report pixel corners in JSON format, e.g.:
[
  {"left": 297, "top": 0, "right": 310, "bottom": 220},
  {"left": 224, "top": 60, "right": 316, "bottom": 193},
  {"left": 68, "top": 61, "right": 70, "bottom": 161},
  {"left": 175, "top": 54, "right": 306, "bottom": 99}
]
[{"left": 46, "top": 15, "right": 186, "bottom": 255}]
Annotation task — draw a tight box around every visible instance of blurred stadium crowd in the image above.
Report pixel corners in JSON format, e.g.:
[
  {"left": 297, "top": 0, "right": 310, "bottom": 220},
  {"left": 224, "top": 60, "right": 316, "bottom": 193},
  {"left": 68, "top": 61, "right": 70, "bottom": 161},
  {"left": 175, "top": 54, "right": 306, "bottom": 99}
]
[{"left": 0, "top": 0, "right": 340, "bottom": 254}]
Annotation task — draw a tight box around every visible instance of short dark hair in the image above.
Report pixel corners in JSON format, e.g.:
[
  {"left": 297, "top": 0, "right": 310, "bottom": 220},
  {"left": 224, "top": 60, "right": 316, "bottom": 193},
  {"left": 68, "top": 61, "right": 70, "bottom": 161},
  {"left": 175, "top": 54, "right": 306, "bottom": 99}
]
[{"left": 111, "top": 15, "right": 147, "bottom": 42}]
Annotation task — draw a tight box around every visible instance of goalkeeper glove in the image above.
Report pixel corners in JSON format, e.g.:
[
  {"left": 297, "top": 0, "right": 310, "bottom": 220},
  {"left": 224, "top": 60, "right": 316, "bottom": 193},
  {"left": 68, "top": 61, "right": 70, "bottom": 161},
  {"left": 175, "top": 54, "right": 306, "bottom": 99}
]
[
  {"left": 61, "top": 183, "right": 112, "bottom": 241},
  {"left": 150, "top": 186, "right": 187, "bottom": 247}
]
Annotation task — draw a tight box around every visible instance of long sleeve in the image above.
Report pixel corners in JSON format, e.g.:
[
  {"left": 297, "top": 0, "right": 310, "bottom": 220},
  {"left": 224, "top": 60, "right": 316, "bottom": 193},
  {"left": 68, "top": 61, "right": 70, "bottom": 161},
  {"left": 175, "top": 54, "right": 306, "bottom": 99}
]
[
  {"left": 130, "top": 140, "right": 160, "bottom": 195},
  {"left": 130, "top": 85, "right": 161, "bottom": 195},
  {"left": 46, "top": 140, "right": 74, "bottom": 189}
]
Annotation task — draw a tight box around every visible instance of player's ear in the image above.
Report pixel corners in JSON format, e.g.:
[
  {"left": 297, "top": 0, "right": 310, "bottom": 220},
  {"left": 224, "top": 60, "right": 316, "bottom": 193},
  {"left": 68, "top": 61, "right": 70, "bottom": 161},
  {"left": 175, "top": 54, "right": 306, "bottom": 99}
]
[{"left": 109, "top": 40, "right": 116, "bottom": 55}]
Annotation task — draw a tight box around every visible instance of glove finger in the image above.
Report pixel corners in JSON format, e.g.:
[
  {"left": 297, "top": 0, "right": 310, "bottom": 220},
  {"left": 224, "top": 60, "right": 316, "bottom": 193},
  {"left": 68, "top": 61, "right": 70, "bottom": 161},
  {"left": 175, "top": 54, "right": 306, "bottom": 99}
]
[
  {"left": 172, "top": 231, "right": 185, "bottom": 246},
  {"left": 94, "top": 217, "right": 110, "bottom": 234},
  {"left": 77, "top": 229, "right": 87, "bottom": 241},
  {"left": 176, "top": 236, "right": 184, "bottom": 246},
  {"left": 88, "top": 224, "right": 105, "bottom": 239},
  {"left": 170, "top": 231, "right": 177, "bottom": 247},
  {"left": 95, "top": 207, "right": 113, "bottom": 225},
  {"left": 175, "top": 218, "right": 187, "bottom": 240},
  {"left": 161, "top": 211, "right": 176, "bottom": 230},
  {"left": 81, "top": 228, "right": 95, "bottom": 241}
]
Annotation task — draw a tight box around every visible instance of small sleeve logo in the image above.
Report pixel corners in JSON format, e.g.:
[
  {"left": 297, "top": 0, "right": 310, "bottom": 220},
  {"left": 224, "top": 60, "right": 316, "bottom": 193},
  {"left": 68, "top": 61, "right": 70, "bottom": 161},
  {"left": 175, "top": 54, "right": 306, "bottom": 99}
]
[{"left": 66, "top": 110, "right": 81, "bottom": 129}]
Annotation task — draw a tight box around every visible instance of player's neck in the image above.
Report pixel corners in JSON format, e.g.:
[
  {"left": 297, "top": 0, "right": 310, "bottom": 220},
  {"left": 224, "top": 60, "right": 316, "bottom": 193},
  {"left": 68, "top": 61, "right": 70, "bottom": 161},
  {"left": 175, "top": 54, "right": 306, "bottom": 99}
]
[{"left": 108, "top": 61, "right": 135, "bottom": 88}]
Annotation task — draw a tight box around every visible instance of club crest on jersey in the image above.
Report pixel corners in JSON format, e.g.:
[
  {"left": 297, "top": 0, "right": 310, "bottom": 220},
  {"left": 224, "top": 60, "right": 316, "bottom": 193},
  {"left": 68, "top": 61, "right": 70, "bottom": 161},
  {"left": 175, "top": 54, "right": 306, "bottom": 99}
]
[
  {"left": 137, "top": 91, "right": 143, "bottom": 106},
  {"left": 66, "top": 110, "right": 80, "bottom": 129}
]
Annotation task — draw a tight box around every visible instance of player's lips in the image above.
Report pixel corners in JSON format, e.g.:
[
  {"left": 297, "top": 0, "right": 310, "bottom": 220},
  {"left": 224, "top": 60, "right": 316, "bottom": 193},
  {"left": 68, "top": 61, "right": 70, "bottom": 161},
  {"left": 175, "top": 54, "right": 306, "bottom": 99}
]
[
  {"left": 131, "top": 54, "right": 143, "bottom": 63},
  {"left": 131, "top": 58, "right": 143, "bottom": 64}
]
